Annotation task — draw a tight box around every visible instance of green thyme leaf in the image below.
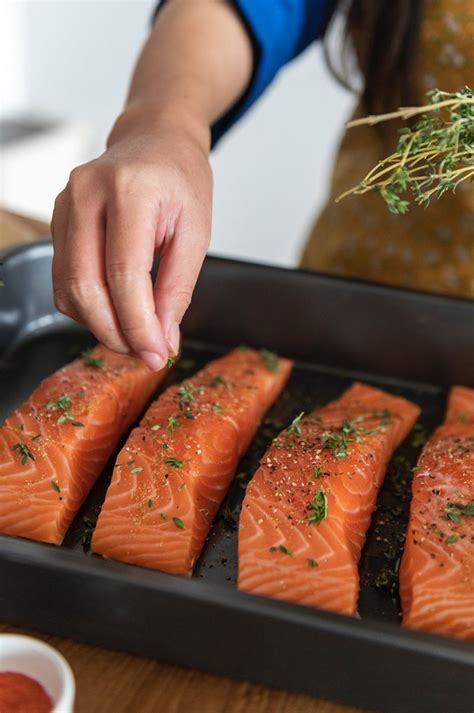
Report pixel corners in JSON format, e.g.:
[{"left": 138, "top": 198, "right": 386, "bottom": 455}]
[
  {"left": 51, "top": 480, "right": 61, "bottom": 493},
  {"left": 445, "top": 534, "right": 459, "bottom": 544},
  {"left": 148, "top": 498, "right": 154, "bottom": 509},
  {"left": 131, "top": 467, "right": 143, "bottom": 474},
  {"left": 307, "top": 558, "right": 318, "bottom": 568},
  {"left": 259, "top": 349, "right": 279, "bottom": 373},
  {"left": 12, "top": 441, "right": 35, "bottom": 465},
  {"left": 168, "top": 415, "right": 181, "bottom": 433},
  {"left": 308, "top": 487, "right": 328, "bottom": 525},
  {"left": 81, "top": 350, "right": 104, "bottom": 368},
  {"left": 165, "top": 457, "right": 184, "bottom": 468},
  {"left": 45, "top": 394, "right": 71, "bottom": 411},
  {"left": 160, "top": 513, "right": 168, "bottom": 521},
  {"left": 172, "top": 516, "right": 185, "bottom": 529},
  {"left": 269, "top": 545, "right": 293, "bottom": 556},
  {"left": 287, "top": 411, "right": 304, "bottom": 436}
]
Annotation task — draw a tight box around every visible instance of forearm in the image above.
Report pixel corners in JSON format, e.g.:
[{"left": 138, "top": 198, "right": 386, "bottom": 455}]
[{"left": 108, "top": 0, "right": 253, "bottom": 151}]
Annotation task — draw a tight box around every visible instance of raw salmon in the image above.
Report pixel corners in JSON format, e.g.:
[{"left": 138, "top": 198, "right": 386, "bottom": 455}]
[
  {"left": 0, "top": 346, "right": 165, "bottom": 544},
  {"left": 400, "top": 386, "right": 474, "bottom": 640},
  {"left": 91, "top": 348, "right": 292, "bottom": 574},
  {"left": 238, "top": 382, "right": 420, "bottom": 614}
]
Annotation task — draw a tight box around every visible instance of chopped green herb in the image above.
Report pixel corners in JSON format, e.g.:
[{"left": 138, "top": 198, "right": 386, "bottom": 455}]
[
  {"left": 31, "top": 434, "right": 42, "bottom": 441},
  {"left": 183, "top": 409, "right": 194, "bottom": 419},
  {"left": 446, "top": 499, "right": 474, "bottom": 524},
  {"left": 79, "top": 514, "right": 98, "bottom": 551},
  {"left": 168, "top": 415, "right": 181, "bottom": 433},
  {"left": 269, "top": 545, "right": 293, "bottom": 556},
  {"left": 165, "top": 457, "right": 184, "bottom": 468},
  {"left": 172, "top": 516, "right": 185, "bottom": 529},
  {"left": 210, "top": 375, "right": 224, "bottom": 386},
  {"left": 126, "top": 459, "right": 135, "bottom": 467},
  {"left": 160, "top": 513, "right": 169, "bottom": 521},
  {"left": 12, "top": 441, "right": 35, "bottom": 465},
  {"left": 177, "top": 382, "right": 203, "bottom": 410},
  {"left": 307, "top": 558, "right": 318, "bottom": 568},
  {"left": 212, "top": 403, "right": 224, "bottom": 413},
  {"left": 71, "top": 421, "right": 85, "bottom": 428},
  {"left": 446, "top": 503, "right": 460, "bottom": 522},
  {"left": 259, "top": 349, "right": 279, "bottom": 373},
  {"left": 373, "top": 409, "right": 391, "bottom": 419},
  {"left": 178, "top": 482, "right": 186, "bottom": 491},
  {"left": 313, "top": 466, "right": 321, "bottom": 479},
  {"left": 148, "top": 498, "right": 154, "bottom": 509},
  {"left": 411, "top": 425, "right": 428, "bottom": 448},
  {"left": 287, "top": 411, "right": 304, "bottom": 436},
  {"left": 321, "top": 430, "right": 351, "bottom": 459},
  {"left": 131, "top": 467, "right": 143, "bottom": 474},
  {"left": 15, "top": 423, "right": 24, "bottom": 432},
  {"left": 45, "top": 394, "right": 71, "bottom": 411},
  {"left": 446, "top": 534, "right": 459, "bottom": 544},
  {"left": 162, "top": 443, "right": 169, "bottom": 450},
  {"left": 457, "top": 411, "right": 467, "bottom": 423},
  {"left": 51, "top": 480, "right": 61, "bottom": 493},
  {"left": 322, "top": 416, "right": 379, "bottom": 460},
  {"left": 57, "top": 411, "right": 76, "bottom": 425},
  {"left": 151, "top": 424, "right": 161, "bottom": 432},
  {"left": 167, "top": 356, "right": 175, "bottom": 368},
  {"left": 81, "top": 350, "right": 104, "bottom": 368},
  {"left": 308, "top": 487, "right": 328, "bottom": 525},
  {"left": 77, "top": 388, "right": 86, "bottom": 398}
]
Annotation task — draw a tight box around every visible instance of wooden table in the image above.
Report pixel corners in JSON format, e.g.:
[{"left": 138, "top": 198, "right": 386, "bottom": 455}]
[{"left": 0, "top": 208, "right": 368, "bottom": 713}]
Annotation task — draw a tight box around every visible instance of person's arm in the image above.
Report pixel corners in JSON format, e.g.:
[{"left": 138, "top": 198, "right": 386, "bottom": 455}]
[{"left": 51, "top": 0, "right": 253, "bottom": 371}]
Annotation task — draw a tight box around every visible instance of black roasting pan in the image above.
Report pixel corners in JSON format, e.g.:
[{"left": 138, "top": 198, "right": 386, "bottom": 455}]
[{"left": 0, "top": 241, "right": 473, "bottom": 713}]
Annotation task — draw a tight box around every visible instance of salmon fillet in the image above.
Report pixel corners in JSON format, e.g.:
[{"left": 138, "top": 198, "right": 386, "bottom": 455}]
[
  {"left": 400, "top": 386, "right": 474, "bottom": 640},
  {"left": 91, "top": 348, "right": 292, "bottom": 575},
  {"left": 238, "top": 382, "right": 420, "bottom": 615},
  {"left": 0, "top": 346, "right": 165, "bottom": 544}
]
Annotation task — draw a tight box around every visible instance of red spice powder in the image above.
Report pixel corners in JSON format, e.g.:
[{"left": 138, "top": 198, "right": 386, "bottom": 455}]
[{"left": 0, "top": 671, "right": 53, "bottom": 713}]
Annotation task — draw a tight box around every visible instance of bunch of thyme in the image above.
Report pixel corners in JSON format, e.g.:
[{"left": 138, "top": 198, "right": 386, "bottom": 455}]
[{"left": 337, "top": 86, "right": 474, "bottom": 214}]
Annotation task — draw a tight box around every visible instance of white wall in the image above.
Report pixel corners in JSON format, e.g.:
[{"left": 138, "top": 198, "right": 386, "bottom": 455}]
[{"left": 1, "top": 0, "right": 355, "bottom": 267}]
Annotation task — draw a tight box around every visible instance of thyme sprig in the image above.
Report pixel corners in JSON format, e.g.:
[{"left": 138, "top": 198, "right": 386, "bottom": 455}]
[{"left": 337, "top": 87, "right": 474, "bottom": 214}]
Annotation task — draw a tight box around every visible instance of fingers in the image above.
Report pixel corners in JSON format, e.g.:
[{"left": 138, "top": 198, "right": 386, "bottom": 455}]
[
  {"left": 105, "top": 182, "right": 168, "bottom": 370},
  {"left": 52, "top": 168, "right": 130, "bottom": 354},
  {"left": 154, "top": 207, "right": 211, "bottom": 356}
]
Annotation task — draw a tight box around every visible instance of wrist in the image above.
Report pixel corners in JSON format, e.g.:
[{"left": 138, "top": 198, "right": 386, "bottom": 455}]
[{"left": 107, "top": 98, "right": 211, "bottom": 155}]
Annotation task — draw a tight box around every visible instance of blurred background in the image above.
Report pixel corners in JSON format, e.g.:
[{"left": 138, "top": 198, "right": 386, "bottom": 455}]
[{"left": 1, "top": 0, "right": 354, "bottom": 267}]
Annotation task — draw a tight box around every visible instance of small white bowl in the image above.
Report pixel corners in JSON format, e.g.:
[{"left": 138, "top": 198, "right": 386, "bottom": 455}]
[{"left": 0, "top": 634, "right": 75, "bottom": 712}]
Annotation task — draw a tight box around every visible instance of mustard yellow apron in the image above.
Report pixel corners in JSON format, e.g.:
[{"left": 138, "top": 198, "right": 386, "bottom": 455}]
[{"left": 300, "top": 0, "right": 474, "bottom": 298}]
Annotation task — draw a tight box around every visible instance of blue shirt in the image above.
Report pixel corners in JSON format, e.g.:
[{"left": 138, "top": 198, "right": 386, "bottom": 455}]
[{"left": 155, "top": 1, "right": 330, "bottom": 144}]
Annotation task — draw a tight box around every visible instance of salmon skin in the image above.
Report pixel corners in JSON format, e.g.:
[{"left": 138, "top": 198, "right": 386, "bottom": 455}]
[
  {"left": 0, "top": 346, "right": 165, "bottom": 545},
  {"left": 91, "top": 348, "right": 292, "bottom": 575},
  {"left": 400, "top": 386, "right": 474, "bottom": 641},
  {"left": 238, "top": 382, "right": 420, "bottom": 615}
]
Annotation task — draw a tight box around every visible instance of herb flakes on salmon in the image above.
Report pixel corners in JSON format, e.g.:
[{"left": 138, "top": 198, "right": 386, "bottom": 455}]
[
  {"left": 238, "top": 382, "right": 420, "bottom": 615},
  {"left": 0, "top": 346, "right": 165, "bottom": 544},
  {"left": 91, "top": 348, "right": 292, "bottom": 575},
  {"left": 400, "top": 386, "right": 474, "bottom": 640}
]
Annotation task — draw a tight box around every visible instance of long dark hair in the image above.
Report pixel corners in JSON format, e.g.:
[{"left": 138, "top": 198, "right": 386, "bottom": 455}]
[{"left": 323, "top": 0, "right": 424, "bottom": 114}]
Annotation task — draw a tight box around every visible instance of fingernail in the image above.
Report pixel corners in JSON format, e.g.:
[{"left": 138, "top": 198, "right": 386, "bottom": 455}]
[
  {"left": 139, "top": 351, "right": 165, "bottom": 372},
  {"left": 167, "top": 322, "right": 180, "bottom": 356}
]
